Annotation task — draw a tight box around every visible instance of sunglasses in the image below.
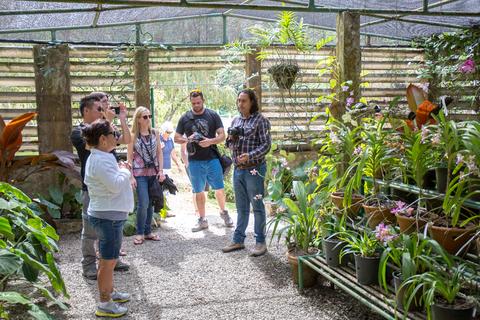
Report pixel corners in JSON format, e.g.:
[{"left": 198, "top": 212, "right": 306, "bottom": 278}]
[
  {"left": 97, "top": 107, "right": 103, "bottom": 112},
  {"left": 142, "top": 115, "right": 152, "bottom": 120},
  {"left": 106, "top": 131, "right": 115, "bottom": 136}
]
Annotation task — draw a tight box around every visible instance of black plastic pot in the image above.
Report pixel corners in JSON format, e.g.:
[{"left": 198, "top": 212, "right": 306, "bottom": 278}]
[
  {"left": 393, "top": 272, "right": 421, "bottom": 312},
  {"left": 354, "top": 254, "right": 380, "bottom": 285},
  {"left": 423, "top": 169, "right": 437, "bottom": 190},
  {"left": 431, "top": 300, "right": 475, "bottom": 320},
  {"left": 435, "top": 167, "right": 448, "bottom": 193},
  {"left": 322, "top": 238, "right": 346, "bottom": 267}
]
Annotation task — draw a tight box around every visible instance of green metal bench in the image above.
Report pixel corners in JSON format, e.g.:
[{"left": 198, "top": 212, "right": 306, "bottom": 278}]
[{"left": 298, "top": 254, "right": 426, "bottom": 320}]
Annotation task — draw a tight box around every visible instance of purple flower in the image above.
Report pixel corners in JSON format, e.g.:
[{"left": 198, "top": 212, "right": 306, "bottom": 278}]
[
  {"left": 459, "top": 58, "right": 476, "bottom": 74},
  {"left": 390, "top": 201, "right": 406, "bottom": 215},
  {"left": 342, "top": 85, "right": 349, "bottom": 92},
  {"left": 281, "top": 158, "right": 288, "bottom": 168},
  {"left": 456, "top": 153, "right": 464, "bottom": 166},
  {"left": 346, "top": 97, "right": 354, "bottom": 107},
  {"left": 421, "top": 127, "right": 429, "bottom": 143},
  {"left": 374, "top": 223, "right": 397, "bottom": 244},
  {"left": 349, "top": 91, "right": 354, "bottom": 96},
  {"left": 431, "top": 133, "right": 441, "bottom": 145},
  {"left": 271, "top": 167, "right": 279, "bottom": 176},
  {"left": 353, "top": 146, "right": 363, "bottom": 156}
]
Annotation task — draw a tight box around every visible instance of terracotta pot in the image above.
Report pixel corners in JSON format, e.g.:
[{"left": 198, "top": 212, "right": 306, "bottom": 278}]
[
  {"left": 429, "top": 225, "right": 476, "bottom": 255},
  {"left": 286, "top": 249, "right": 318, "bottom": 288},
  {"left": 396, "top": 214, "right": 427, "bottom": 234},
  {"left": 331, "top": 192, "right": 364, "bottom": 217},
  {"left": 362, "top": 204, "right": 396, "bottom": 229}
]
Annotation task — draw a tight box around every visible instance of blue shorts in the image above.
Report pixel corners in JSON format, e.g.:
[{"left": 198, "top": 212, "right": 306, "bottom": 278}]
[
  {"left": 88, "top": 216, "right": 125, "bottom": 260},
  {"left": 188, "top": 158, "right": 224, "bottom": 193}
]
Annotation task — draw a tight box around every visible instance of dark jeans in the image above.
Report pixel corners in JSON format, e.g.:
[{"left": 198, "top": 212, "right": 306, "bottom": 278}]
[
  {"left": 232, "top": 163, "right": 267, "bottom": 244},
  {"left": 135, "top": 175, "right": 155, "bottom": 235}
]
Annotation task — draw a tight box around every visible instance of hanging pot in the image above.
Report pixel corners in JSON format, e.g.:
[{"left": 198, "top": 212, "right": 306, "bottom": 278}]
[
  {"left": 363, "top": 204, "right": 395, "bottom": 229},
  {"left": 268, "top": 63, "right": 299, "bottom": 90},
  {"left": 396, "top": 214, "right": 427, "bottom": 234},
  {"left": 354, "top": 254, "right": 380, "bottom": 285},
  {"left": 431, "top": 299, "right": 475, "bottom": 320},
  {"left": 286, "top": 248, "right": 318, "bottom": 288},
  {"left": 322, "top": 237, "right": 347, "bottom": 267},
  {"left": 429, "top": 225, "right": 476, "bottom": 255}
]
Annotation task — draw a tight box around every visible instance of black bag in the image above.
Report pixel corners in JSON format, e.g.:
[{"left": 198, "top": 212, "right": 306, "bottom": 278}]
[
  {"left": 212, "top": 145, "right": 233, "bottom": 176},
  {"left": 148, "top": 178, "right": 164, "bottom": 213}
]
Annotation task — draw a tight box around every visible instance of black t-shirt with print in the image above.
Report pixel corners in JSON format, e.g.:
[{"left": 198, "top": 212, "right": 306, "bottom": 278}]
[{"left": 176, "top": 108, "right": 223, "bottom": 161}]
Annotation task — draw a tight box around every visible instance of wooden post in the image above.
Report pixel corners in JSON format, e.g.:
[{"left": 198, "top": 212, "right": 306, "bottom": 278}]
[
  {"left": 334, "top": 12, "right": 361, "bottom": 119},
  {"left": 245, "top": 49, "right": 262, "bottom": 110},
  {"left": 134, "top": 47, "right": 150, "bottom": 108},
  {"left": 33, "top": 44, "right": 72, "bottom": 153}
]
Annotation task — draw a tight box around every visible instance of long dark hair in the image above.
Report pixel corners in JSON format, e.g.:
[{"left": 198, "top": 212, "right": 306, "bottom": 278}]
[{"left": 238, "top": 89, "right": 259, "bottom": 114}]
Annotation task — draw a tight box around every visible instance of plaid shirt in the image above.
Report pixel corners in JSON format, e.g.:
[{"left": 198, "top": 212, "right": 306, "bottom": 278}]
[{"left": 229, "top": 112, "right": 271, "bottom": 167}]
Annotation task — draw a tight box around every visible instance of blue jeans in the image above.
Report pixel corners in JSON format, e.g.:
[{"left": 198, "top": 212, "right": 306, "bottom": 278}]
[
  {"left": 88, "top": 216, "right": 125, "bottom": 260},
  {"left": 135, "top": 175, "right": 155, "bottom": 235},
  {"left": 232, "top": 163, "right": 267, "bottom": 244}
]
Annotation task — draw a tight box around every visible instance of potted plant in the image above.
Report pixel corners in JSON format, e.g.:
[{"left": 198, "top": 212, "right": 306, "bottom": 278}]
[
  {"left": 321, "top": 214, "right": 348, "bottom": 268},
  {"left": 402, "top": 264, "right": 476, "bottom": 320},
  {"left": 268, "top": 181, "right": 321, "bottom": 287},
  {"left": 320, "top": 116, "right": 364, "bottom": 217},
  {"left": 391, "top": 200, "right": 428, "bottom": 234},
  {"left": 379, "top": 233, "right": 451, "bottom": 311},
  {"left": 338, "top": 229, "right": 382, "bottom": 285},
  {"left": 226, "top": 11, "right": 320, "bottom": 90},
  {"left": 343, "top": 118, "right": 398, "bottom": 228}
]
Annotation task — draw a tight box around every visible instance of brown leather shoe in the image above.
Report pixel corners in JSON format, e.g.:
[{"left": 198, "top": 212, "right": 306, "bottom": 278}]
[
  {"left": 249, "top": 243, "right": 267, "bottom": 257},
  {"left": 222, "top": 242, "right": 245, "bottom": 253}
]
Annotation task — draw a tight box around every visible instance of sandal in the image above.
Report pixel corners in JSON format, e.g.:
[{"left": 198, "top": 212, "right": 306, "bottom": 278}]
[
  {"left": 119, "top": 249, "right": 127, "bottom": 256},
  {"left": 144, "top": 234, "right": 160, "bottom": 241},
  {"left": 133, "top": 237, "right": 144, "bottom": 245}
]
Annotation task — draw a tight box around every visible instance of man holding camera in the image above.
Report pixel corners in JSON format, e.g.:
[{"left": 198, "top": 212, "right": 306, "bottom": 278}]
[
  {"left": 174, "top": 90, "right": 234, "bottom": 232},
  {"left": 222, "top": 89, "right": 271, "bottom": 257},
  {"left": 70, "top": 93, "right": 131, "bottom": 280}
]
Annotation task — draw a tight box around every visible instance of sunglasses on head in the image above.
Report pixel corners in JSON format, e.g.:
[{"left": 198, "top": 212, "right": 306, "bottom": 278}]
[{"left": 142, "top": 115, "right": 152, "bottom": 120}]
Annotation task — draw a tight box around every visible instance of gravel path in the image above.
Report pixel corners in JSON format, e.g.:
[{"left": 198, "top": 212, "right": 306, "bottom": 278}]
[{"left": 54, "top": 172, "right": 383, "bottom": 320}]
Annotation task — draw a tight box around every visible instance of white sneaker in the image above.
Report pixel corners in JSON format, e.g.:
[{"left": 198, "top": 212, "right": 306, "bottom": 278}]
[
  {"left": 95, "top": 301, "right": 128, "bottom": 317},
  {"left": 111, "top": 291, "right": 130, "bottom": 303}
]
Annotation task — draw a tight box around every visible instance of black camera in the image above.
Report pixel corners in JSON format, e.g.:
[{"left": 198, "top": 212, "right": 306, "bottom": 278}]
[
  {"left": 187, "top": 132, "right": 205, "bottom": 155},
  {"left": 113, "top": 106, "right": 120, "bottom": 115},
  {"left": 227, "top": 126, "right": 244, "bottom": 137},
  {"left": 144, "top": 161, "right": 156, "bottom": 168}
]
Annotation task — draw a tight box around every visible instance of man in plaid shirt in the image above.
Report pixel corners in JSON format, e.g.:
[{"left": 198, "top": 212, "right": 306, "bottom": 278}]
[{"left": 222, "top": 89, "right": 271, "bottom": 257}]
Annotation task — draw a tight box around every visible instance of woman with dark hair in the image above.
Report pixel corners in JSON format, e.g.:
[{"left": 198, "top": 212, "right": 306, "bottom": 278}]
[{"left": 83, "top": 119, "right": 133, "bottom": 318}]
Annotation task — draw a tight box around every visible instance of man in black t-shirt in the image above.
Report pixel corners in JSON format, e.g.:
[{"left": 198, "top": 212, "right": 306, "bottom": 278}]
[
  {"left": 174, "top": 90, "right": 234, "bottom": 232},
  {"left": 70, "top": 93, "right": 131, "bottom": 280}
]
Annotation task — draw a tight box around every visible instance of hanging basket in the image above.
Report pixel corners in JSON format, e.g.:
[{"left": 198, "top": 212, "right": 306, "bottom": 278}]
[{"left": 268, "top": 63, "right": 299, "bottom": 90}]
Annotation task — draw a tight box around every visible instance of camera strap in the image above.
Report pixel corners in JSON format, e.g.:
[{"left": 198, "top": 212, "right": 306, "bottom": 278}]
[{"left": 137, "top": 130, "right": 158, "bottom": 173}]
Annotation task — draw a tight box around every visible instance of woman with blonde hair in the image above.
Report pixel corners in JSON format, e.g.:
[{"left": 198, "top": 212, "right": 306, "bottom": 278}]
[{"left": 127, "top": 106, "right": 165, "bottom": 245}]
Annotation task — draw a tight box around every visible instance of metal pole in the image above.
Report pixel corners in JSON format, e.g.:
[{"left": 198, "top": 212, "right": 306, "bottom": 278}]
[
  {"left": 423, "top": 0, "right": 429, "bottom": 12},
  {"left": 360, "top": 0, "right": 463, "bottom": 28},
  {"left": 21, "top": 0, "right": 480, "bottom": 16},
  {"left": 0, "top": 5, "right": 144, "bottom": 16},
  {"left": 150, "top": 86, "right": 155, "bottom": 127},
  {"left": 0, "top": 13, "right": 223, "bottom": 34}
]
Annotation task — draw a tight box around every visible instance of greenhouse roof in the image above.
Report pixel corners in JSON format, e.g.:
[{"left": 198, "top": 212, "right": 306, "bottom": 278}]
[{"left": 0, "top": 0, "right": 479, "bottom": 46}]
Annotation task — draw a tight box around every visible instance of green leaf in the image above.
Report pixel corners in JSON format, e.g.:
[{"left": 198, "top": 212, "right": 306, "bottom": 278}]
[
  {"left": 74, "top": 190, "right": 82, "bottom": 204},
  {"left": 0, "top": 249, "right": 22, "bottom": 276},
  {"left": 33, "top": 284, "right": 68, "bottom": 310},
  {"left": 22, "top": 261, "right": 39, "bottom": 282},
  {"left": 0, "top": 198, "right": 19, "bottom": 211},
  {"left": 34, "top": 197, "right": 60, "bottom": 211},
  {"left": 0, "top": 183, "right": 31, "bottom": 204},
  {"left": 27, "top": 304, "right": 55, "bottom": 320},
  {"left": 0, "top": 217, "right": 14, "bottom": 240},
  {"left": 48, "top": 186, "right": 63, "bottom": 205},
  {"left": 0, "top": 292, "right": 31, "bottom": 305},
  {"left": 329, "top": 79, "right": 337, "bottom": 89}
]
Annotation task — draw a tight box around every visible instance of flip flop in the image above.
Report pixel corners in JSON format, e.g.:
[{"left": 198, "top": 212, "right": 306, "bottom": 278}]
[
  {"left": 144, "top": 234, "right": 160, "bottom": 241},
  {"left": 133, "top": 238, "right": 144, "bottom": 245},
  {"left": 119, "top": 249, "right": 127, "bottom": 256}
]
